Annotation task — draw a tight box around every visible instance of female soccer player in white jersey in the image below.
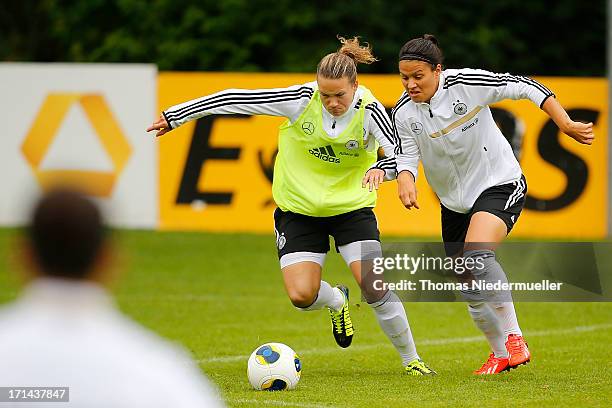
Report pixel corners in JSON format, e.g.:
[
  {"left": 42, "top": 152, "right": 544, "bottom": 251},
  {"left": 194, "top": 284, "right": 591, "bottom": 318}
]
[
  {"left": 147, "top": 37, "right": 435, "bottom": 376},
  {"left": 391, "top": 34, "right": 594, "bottom": 375}
]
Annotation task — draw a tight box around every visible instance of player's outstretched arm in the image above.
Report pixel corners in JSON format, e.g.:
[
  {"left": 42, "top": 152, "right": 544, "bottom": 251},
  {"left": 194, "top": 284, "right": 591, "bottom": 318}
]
[
  {"left": 146, "top": 84, "right": 312, "bottom": 137},
  {"left": 541, "top": 97, "right": 595, "bottom": 145},
  {"left": 146, "top": 114, "right": 171, "bottom": 137}
]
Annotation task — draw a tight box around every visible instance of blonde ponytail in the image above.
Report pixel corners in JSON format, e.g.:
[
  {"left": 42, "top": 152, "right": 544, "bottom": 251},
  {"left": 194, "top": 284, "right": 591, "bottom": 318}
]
[
  {"left": 317, "top": 36, "right": 378, "bottom": 82},
  {"left": 338, "top": 36, "right": 378, "bottom": 65}
]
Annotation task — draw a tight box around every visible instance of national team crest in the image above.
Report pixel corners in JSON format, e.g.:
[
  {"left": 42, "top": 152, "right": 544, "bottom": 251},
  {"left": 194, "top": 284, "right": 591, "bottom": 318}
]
[
  {"left": 410, "top": 122, "right": 423, "bottom": 135},
  {"left": 345, "top": 140, "right": 359, "bottom": 150},
  {"left": 453, "top": 100, "right": 468, "bottom": 115}
]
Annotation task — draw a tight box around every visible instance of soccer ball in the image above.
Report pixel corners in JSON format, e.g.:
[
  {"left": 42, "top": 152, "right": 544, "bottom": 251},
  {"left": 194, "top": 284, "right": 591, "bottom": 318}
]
[{"left": 247, "top": 343, "right": 301, "bottom": 391}]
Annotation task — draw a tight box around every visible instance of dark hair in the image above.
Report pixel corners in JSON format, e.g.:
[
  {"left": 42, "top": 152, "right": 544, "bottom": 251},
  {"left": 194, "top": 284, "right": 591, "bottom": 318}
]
[
  {"left": 398, "top": 34, "right": 444, "bottom": 67},
  {"left": 28, "top": 188, "right": 105, "bottom": 279}
]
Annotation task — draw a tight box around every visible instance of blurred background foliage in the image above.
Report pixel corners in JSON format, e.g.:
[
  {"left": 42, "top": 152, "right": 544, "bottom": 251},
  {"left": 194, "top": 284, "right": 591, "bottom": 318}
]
[{"left": 0, "top": 0, "right": 605, "bottom": 75}]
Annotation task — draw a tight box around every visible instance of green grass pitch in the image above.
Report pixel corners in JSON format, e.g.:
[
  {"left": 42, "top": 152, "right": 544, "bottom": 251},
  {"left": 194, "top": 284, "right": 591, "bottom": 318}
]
[{"left": 1, "top": 229, "right": 610, "bottom": 407}]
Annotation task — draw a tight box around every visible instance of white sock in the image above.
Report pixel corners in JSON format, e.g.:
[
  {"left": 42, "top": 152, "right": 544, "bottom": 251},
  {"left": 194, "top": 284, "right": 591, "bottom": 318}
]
[
  {"left": 467, "top": 302, "right": 509, "bottom": 358},
  {"left": 369, "top": 291, "right": 419, "bottom": 365},
  {"left": 491, "top": 302, "right": 523, "bottom": 340},
  {"left": 300, "top": 281, "right": 344, "bottom": 312}
]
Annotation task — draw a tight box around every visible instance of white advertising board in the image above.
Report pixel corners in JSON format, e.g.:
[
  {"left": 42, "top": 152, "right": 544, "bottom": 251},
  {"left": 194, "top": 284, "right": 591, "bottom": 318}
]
[{"left": 0, "top": 63, "right": 157, "bottom": 228}]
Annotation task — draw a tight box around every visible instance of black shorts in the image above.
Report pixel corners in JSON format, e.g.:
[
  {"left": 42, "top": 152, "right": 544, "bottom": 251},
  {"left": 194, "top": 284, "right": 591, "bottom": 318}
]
[
  {"left": 442, "top": 175, "right": 527, "bottom": 255},
  {"left": 273, "top": 207, "right": 380, "bottom": 258}
]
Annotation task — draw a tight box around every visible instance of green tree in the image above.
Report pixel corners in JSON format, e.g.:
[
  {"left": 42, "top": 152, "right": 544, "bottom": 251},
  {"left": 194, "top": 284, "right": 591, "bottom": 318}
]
[{"left": 0, "top": 0, "right": 605, "bottom": 76}]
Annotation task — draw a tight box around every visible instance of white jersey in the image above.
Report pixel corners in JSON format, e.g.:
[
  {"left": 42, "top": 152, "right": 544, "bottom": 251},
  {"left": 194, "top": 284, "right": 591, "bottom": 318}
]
[
  {"left": 163, "top": 81, "right": 398, "bottom": 178},
  {"left": 0, "top": 278, "right": 224, "bottom": 408},
  {"left": 393, "top": 68, "right": 554, "bottom": 213}
]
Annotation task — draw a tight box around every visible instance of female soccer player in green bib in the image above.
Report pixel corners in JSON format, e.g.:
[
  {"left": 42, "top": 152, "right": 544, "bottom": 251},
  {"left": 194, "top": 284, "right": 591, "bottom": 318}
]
[{"left": 148, "top": 37, "right": 435, "bottom": 375}]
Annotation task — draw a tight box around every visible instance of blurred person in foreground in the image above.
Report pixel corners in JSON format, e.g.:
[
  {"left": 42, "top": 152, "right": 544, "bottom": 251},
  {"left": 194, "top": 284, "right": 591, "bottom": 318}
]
[{"left": 0, "top": 188, "right": 224, "bottom": 407}]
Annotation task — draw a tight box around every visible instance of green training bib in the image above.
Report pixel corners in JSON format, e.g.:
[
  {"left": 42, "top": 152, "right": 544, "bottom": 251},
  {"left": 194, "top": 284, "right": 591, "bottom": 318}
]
[{"left": 272, "top": 86, "right": 378, "bottom": 217}]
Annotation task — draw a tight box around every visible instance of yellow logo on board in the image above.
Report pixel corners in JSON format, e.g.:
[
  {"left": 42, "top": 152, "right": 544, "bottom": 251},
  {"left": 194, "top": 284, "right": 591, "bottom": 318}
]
[{"left": 21, "top": 94, "right": 132, "bottom": 197}]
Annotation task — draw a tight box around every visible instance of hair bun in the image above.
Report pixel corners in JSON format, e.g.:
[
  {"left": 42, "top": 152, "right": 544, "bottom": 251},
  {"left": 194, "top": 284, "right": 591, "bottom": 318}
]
[
  {"left": 423, "top": 34, "right": 439, "bottom": 46},
  {"left": 398, "top": 34, "right": 444, "bottom": 65}
]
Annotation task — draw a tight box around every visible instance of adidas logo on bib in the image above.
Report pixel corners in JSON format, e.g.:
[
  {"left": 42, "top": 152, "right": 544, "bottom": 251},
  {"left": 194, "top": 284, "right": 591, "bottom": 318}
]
[{"left": 308, "top": 145, "right": 340, "bottom": 164}]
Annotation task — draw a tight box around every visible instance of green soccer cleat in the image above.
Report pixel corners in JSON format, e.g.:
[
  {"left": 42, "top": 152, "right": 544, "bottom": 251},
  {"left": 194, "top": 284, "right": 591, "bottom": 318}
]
[
  {"left": 328, "top": 285, "right": 354, "bottom": 348},
  {"left": 405, "top": 359, "right": 437, "bottom": 376}
]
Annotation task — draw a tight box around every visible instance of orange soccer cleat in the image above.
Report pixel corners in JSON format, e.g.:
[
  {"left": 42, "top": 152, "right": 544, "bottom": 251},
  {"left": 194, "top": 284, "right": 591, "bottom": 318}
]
[
  {"left": 473, "top": 354, "right": 510, "bottom": 375},
  {"left": 506, "top": 334, "right": 531, "bottom": 367}
]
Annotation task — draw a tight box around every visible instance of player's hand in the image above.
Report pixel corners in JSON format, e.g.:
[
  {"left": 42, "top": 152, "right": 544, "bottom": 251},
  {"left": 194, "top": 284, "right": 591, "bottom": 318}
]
[
  {"left": 146, "top": 114, "right": 171, "bottom": 137},
  {"left": 564, "top": 120, "right": 594, "bottom": 145},
  {"left": 362, "top": 168, "right": 385, "bottom": 192},
  {"left": 398, "top": 170, "right": 419, "bottom": 210}
]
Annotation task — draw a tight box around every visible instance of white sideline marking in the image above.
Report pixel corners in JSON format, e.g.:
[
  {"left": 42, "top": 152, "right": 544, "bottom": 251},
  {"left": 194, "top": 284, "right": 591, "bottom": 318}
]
[
  {"left": 226, "top": 398, "right": 329, "bottom": 408},
  {"left": 197, "top": 323, "right": 612, "bottom": 364}
]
